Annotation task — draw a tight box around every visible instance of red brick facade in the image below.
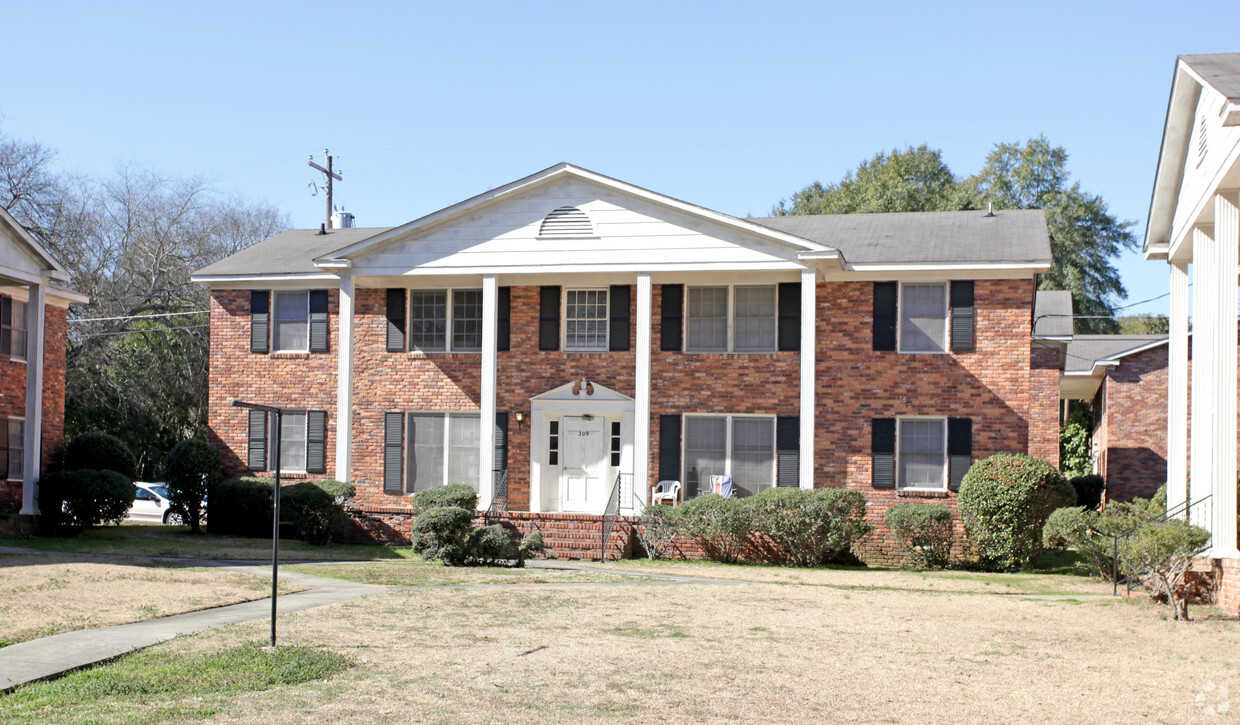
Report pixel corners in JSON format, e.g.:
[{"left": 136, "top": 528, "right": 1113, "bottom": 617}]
[
  {"left": 0, "top": 304, "right": 68, "bottom": 512},
  {"left": 1092, "top": 344, "right": 1169, "bottom": 503},
  {"left": 208, "top": 276, "right": 1057, "bottom": 563}
]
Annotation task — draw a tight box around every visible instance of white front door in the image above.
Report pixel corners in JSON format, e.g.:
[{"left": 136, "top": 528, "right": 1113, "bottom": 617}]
[{"left": 560, "top": 415, "right": 609, "bottom": 512}]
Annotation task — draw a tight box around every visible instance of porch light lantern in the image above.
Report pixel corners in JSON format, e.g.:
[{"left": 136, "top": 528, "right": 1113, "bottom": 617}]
[
  {"left": 231, "top": 399, "right": 286, "bottom": 648},
  {"left": 514, "top": 411, "right": 526, "bottom": 427}
]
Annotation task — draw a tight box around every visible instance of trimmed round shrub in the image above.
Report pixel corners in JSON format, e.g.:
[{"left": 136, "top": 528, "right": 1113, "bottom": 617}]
[
  {"left": 885, "top": 503, "right": 955, "bottom": 569},
  {"left": 518, "top": 530, "right": 545, "bottom": 562},
  {"left": 283, "top": 480, "right": 357, "bottom": 545},
  {"left": 162, "top": 438, "right": 224, "bottom": 534},
  {"left": 411, "top": 484, "right": 478, "bottom": 513},
  {"left": 62, "top": 432, "right": 137, "bottom": 480},
  {"left": 39, "top": 469, "right": 135, "bottom": 534},
  {"left": 676, "top": 494, "right": 754, "bottom": 563},
  {"left": 749, "top": 487, "right": 872, "bottom": 566},
  {"left": 1067, "top": 474, "right": 1105, "bottom": 511},
  {"left": 412, "top": 506, "right": 474, "bottom": 565},
  {"left": 468, "top": 523, "right": 520, "bottom": 565},
  {"left": 958, "top": 454, "right": 1076, "bottom": 571},
  {"left": 208, "top": 477, "right": 275, "bottom": 537}
]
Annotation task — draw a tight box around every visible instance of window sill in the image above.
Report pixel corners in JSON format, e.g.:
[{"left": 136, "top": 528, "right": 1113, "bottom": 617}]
[
  {"left": 896, "top": 489, "right": 949, "bottom": 498},
  {"left": 271, "top": 351, "right": 311, "bottom": 360},
  {"left": 897, "top": 350, "right": 948, "bottom": 356},
  {"left": 680, "top": 350, "right": 781, "bottom": 356},
  {"left": 408, "top": 350, "right": 481, "bottom": 359}
]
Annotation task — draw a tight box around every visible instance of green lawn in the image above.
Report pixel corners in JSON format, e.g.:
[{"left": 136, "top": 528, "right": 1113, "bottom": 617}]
[{"left": 0, "top": 523, "right": 412, "bottom": 562}]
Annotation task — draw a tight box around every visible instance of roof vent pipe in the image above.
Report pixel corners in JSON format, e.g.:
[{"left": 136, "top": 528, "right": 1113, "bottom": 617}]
[
  {"left": 318, "top": 223, "right": 327, "bottom": 235},
  {"left": 986, "top": 202, "right": 995, "bottom": 217}
]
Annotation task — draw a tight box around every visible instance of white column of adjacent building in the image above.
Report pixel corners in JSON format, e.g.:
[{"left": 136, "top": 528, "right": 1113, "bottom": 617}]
[
  {"left": 334, "top": 274, "right": 355, "bottom": 483},
  {"left": 19, "top": 282, "right": 45, "bottom": 515},
  {"left": 799, "top": 269, "right": 816, "bottom": 489},
  {"left": 478, "top": 274, "right": 498, "bottom": 510},
  {"left": 1167, "top": 260, "right": 1190, "bottom": 516},
  {"left": 634, "top": 272, "right": 652, "bottom": 509},
  {"left": 1190, "top": 225, "right": 1216, "bottom": 532},
  {"left": 1211, "top": 192, "right": 1239, "bottom": 557}
]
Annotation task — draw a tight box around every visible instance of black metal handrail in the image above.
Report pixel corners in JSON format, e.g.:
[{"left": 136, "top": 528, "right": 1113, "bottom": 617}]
[
  {"left": 1111, "top": 493, "right": 1212, "bottom": 596},
  {"left": 599, "top": 472, "right": 624, "bottom": 561},
  {"left": 486, "top": 468, "right": 509, "bottom": 521}
]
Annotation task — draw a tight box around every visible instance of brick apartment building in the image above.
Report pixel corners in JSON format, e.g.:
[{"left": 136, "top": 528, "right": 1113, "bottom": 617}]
[{"left": 193, "top": 163, "right": 1061, "bottom": 561}]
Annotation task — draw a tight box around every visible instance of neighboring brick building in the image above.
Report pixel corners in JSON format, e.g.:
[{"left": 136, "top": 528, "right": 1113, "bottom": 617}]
[
  {"left": 193, "top": 163, "right": 1061, "bottom": 561},
  {"left": 0, "top": 205, "right": 87, "bottom": 515}
]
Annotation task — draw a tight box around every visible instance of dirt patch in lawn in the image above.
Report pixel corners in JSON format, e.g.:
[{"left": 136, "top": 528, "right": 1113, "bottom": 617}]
[
  {"left": 285, "top": 561, "right": 653, "bottom": 587},
  {"left": 0, "top": 555, "right": 305, "bottom": 646},
  {"left": 51, "top": 575, "right": 1237, "bottom": 724}
]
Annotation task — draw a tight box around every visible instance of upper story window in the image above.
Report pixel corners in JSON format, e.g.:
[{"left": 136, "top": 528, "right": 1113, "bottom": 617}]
[
  {"left": 564, "top": 289, "right": 608, "bottom": 351},
  {"left": 686, "top": 285, "right": 776, "bottom": 353},
  {"left": 409, "top": 289, "right": 482, "bottom": 353},
  {"left": 273, "top": 291, "right": 309, "bottom": 352},
  {"left": 8, "top": 301, "right": 27, "bottom": 362},
  {"left": 899, "top": 283, "right": 947, "bottom": 353}
]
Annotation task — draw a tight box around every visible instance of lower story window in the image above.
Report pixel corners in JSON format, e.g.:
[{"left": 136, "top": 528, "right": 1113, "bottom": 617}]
[
  {"left": 898, "top": 418, "right": 946, "bottom": 490},
  {"left": 683, "top": 415, "right": 774, "bottom": 498},
  {"left": 7, "top": 418, "right": 23, "bottom": 480},
  {"left": 268, "top": 411, "right": 307, "bottom": 472},
  {"left": 408, "top": 412, "right": 480, "bottom": 493}
]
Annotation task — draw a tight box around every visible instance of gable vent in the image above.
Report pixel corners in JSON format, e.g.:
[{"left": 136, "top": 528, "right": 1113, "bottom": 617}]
[
  {"left": 1197, "top": 114, "right": 1208, "bottom": 167},
  {"left": 539, "top": 206, "right": 595, "bottom": 238}
]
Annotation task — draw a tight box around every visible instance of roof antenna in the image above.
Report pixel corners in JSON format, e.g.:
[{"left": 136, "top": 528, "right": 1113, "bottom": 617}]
[{"left": 986, "top": 202, "right": 995, "bottom": 217}]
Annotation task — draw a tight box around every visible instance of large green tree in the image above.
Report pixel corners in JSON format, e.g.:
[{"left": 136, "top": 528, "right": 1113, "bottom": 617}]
[{"left": 774, "top": 136, "right": 1137, "bottom": 333}]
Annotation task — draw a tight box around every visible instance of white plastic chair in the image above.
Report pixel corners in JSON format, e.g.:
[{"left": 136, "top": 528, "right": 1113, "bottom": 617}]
[{"left": 651, "top": 480, "right": 682, "bottom": 506}]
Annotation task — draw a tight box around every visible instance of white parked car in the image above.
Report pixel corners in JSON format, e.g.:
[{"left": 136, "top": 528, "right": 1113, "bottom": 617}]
[{"left": 127, "top": 482, "right": 180, "bottom": 524}]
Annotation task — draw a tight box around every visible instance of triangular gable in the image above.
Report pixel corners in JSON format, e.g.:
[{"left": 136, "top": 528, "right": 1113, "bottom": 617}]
[
  {"left": 530, "top": 379, "right": 633, "bottom": 404},
  {"left": 316, "top": 164, "right": 838, "bottom": 274},
  {"left": 0, "top": 205, "right": 70, "bottom": 281}
]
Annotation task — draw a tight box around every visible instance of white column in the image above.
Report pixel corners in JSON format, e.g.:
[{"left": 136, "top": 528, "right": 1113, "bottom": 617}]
[
  {"left": 1212, "top": 192, "right": 1239, "bottom": 557},
  {"left": 799, "top": 269, "right": 816, "bottom": 489},
  {"left": 479, "top": 274, "right": 498, "bottom": 510},
  {"left": 634, "top": 272, "right": 652, "bottom": 509},
  {"left": 1191, "top": 225, "right": 1217, "bottom": 532},
  {"left": 20, "top": 282, "right": 45, "bottom": 515},
  {"left": 1167, "top": 260, "right": 1190, "bottom": 516},
  {"left": 334, "top": 275, "right": 355, "bottom": 483}
]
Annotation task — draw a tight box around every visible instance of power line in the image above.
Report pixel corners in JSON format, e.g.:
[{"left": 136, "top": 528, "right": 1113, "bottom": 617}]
[
  {"left": 68, "top": 310, "right": 207, "bottom": 324},
  {"left": 76, "top": 324, "right": 208, "bottom": 339}
]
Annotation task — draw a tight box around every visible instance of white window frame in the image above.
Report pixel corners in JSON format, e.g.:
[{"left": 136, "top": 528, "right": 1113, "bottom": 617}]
[
  {"left": 897, "top": 282, "right": 949, "bottom": 355},
  {"left": 7, "top": 416, "right": 24, "bottom": 482},
  {"left": 267, "top": 409, "right": 308, "bottom": 474},
  {"left": 562, "top": 287, "right": 610, "bottom": 352},
  {"left": 895, "top": 415, "right": 948, "bottom": 492},
  {"left": 272, "top": 290, "right": 311, "bottom": 353},
  {"left": 681, "top": 413, "right": 777, "bottom": 496},
  {"left": 684, "top": 284, "right": 777, "bottom": 354},
  {"left": 407, "top": 288, "right": 483, "bottom": 354},
  {"left": 10, "top": 299, "right": 27, "bottom": 363},
  {"left": 405, "top": 411, "right": 482, "bottom": 491}
]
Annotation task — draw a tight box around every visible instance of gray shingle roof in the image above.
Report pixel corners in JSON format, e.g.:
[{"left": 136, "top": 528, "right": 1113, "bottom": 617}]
[
  {"left": 1064, "top": 335, "right": 1167, "bottom": 374},
  {"left": 193, "top": 228, "right": 388, "bottom": 277},
  {"left": 1181, "top": 53, "right": 1240, "bottom": 101},
  {"left": 1033, "top": 290, "right": 1074, "bottom": 338},
  {"left": 749, "top": 209, "right": 1051, "bottom": 265}
]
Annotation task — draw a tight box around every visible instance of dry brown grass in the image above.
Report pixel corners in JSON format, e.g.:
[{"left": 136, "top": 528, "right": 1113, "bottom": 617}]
[
  {"left": 284, "top": 560, "right": 653, "bottom": 586},
  {"left": 119, "top": 575, "right": 1240, "bottom": 724},
  {"left": 0, "top": 554, "right": 303, "bottom": 645}
]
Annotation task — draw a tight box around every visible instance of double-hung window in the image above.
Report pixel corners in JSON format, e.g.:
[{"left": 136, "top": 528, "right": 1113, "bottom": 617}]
[
  {"left": 682, "top": 414, "right": 775, "bottom": 498},
  {"left": 899, "top": 283, "right": 947, "bottom": 353},
  {"left": 273, "top": 291, "right": 310, "bottom": 352},
  {"left": 267, "top": 410, "right": 308, "bottom": 473},
  {"left": 7, "top": 418, "right": 23, "bottom": 480},
  {"left": 564, "top": 289, "right": 608, "bottom": 351},
  {"left": 408, "top": 289, "right": 482, "bottom": 352},
  {"left": 685, "top": 286, "right": 776, "bottom": 353},
  {"left": 407, "top": 412, "right": 480, "bottom": 493},
  {"left": 10, "top": 301, "right": 27, "bottom": 361},
  {"left": 898, "top": 417, "right": 947, "bottom": 490}
]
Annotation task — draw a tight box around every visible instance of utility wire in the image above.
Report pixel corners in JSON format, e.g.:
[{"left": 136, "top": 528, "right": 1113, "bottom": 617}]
[
  {"left": 76, "top": 324, "right": 208, "bottom": 339},
  {"left": 68, "top": 310, "right": 207, "bottom": 324}
]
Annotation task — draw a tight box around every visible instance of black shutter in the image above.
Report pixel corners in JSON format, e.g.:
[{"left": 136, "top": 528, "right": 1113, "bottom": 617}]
[
  {"left": 494, "top": 412, "right": 508, "bottom": 473},
  {"left": 658, "top": 414, "right": 681, "bottom": 482},
  {"left": 950, "top": 281, "right": 975, "bottom": 352},
  {"left": 385, "top": 288, "right": 406, "bottom": 352},
  {"left": 776, "top": 415, "right": 799, "bottom": 487},
  {"left": 383, "top": 412, "right": 404, "bottom": 494},
  {"left": 0, "top": 296, "right": 11, "bottom": 356},
  {"left": 660, "top": 284, "right": 683, "bottom": 352},
  {"left": 0, "top": 418, "right": 9, "bottom": 480},
  {"left": 539, "top": 286, "right": 560, "bottom": 351},
  {"left": 948, "top": 417, "right": 973, "bottom": 491},
  {"left": 305, "top": 410, "right": 327, "bottom": 474},
  {"left": 247, "top": 409, "right": 267, "bottom": 471},
  {"left": 778, "top": 282, "right": 801, "bottom": 352},
  {"left": 308, "top": 290, "right": 329, "bottom": 353},
  {"left": 609, "top": 284, "right": 631, "bottom": 351},
  {"left": 497, "top": 287, "right": 511, "bottom": 352},
  {"left": 873, "top": 283, "right": 897, "bottom": 352},
  {"left": 250, "top": 291, "right": 269, "bottom": 354},
  {"left": 871, "top": 418, "right": 896, "bottom": 489}
]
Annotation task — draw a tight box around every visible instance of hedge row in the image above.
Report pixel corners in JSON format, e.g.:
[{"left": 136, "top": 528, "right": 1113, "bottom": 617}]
[{"left": 208, "top": 477, "right": 356, "bottom": 545}]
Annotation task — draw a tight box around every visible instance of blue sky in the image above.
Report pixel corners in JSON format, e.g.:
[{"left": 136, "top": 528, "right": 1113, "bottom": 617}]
[{"left": 5, "top": 1, "right": 1239, "bottom": 315}]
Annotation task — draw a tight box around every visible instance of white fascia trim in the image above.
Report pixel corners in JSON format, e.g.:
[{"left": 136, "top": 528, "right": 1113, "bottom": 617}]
[
  {"left": 314, "top": 258, "right": 352, "bottom": 269},
  {"left": 351, "top": 262, "right": 810, "bottom": 276},
  {"left": 192, "top": 273, "right": 341, "bottom": 284},
  {"left": 1032, "top": 335, "right": 1073, "bottom": 343},
  {"left": 0, "top": 205, "right": 71, "bottom": 279},
  {"left": 323, "top": 163, "right": 836, "bottom": 261},
  {"left": 845, "top": 261, "right": 1050, "bottom": 272},
  {"left": 1148, "top": 63, "right": 1204, "bottom": 254}
]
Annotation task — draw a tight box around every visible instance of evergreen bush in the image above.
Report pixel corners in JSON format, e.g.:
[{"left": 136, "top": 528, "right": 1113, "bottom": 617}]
[
  {"left": 675, "top": 494, "right": 754, "bottom": 563},
  {"left": 885, "top": 503, "right": 955, "bottom": 569},
  {"left": 162, "top": 438, "right": 223, "bottom": 534},
  {"left": 957, "top": 454, "right": 1076, "bottom": 571},
  {"left": 62, "top": 432, "right": 138, "bottom": 480},
  {"left": 410, "top": 484, "right": 478, "bottom": 513},
  {"left": 749, "top": 487, "right": 871, "bottom": 566},
  {"left": 38, "top": 469, "right": 135, "bottom": 535}
]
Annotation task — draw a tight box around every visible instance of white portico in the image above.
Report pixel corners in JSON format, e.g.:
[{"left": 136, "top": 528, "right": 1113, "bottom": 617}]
[{"left": 1147, "top": 53, "right": 1240, "bottom": 557}]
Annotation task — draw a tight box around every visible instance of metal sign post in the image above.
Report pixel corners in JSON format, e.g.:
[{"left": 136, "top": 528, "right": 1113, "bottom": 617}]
[{"left": 232, "top": 399, "right": 283, "bottom": 648}]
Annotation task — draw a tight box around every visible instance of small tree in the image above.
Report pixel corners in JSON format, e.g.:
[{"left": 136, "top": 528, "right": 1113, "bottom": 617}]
[
  {"left": 636, "top": 504, "right": 681, "bottom": 560},
  {"left": 1121, "top": 519, "right": 1211, "bottom": 621},
  {"left": 958, "top": 454, "right": 1076, "bottom": 571},
  {"left": 162, "top": 438, "right": 223, "bottom": 534}
]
